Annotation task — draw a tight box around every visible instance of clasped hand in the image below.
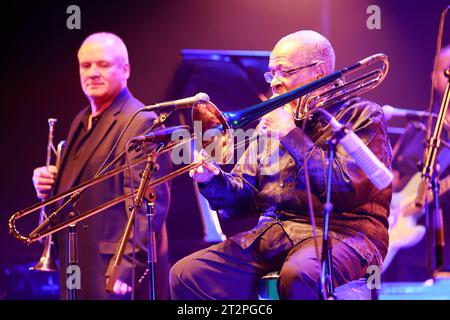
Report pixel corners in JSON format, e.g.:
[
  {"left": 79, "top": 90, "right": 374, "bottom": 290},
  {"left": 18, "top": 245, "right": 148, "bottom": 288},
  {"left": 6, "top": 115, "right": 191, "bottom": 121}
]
[{"left": 259, "top": 106, "right": 296, "bottom": 138}]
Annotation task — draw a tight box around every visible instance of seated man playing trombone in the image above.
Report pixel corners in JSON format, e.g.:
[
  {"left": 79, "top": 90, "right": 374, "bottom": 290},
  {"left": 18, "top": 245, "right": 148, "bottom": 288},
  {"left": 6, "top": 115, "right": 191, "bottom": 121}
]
[{"left": 170, "top": 30, "right": 392, "bottom": 300}]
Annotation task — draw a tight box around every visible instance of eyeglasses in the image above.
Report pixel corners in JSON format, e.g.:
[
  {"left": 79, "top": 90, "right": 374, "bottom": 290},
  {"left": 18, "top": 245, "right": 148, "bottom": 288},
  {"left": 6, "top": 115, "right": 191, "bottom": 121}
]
[{"left": 263, "top": 62, "right": 319, "bottom": 84}]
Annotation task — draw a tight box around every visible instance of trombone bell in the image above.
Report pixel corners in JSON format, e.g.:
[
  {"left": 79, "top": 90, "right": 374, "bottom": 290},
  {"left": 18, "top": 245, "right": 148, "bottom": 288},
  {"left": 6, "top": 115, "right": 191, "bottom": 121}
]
[{"left": 29, "top": 237, "right": 58, "bottom": 272}]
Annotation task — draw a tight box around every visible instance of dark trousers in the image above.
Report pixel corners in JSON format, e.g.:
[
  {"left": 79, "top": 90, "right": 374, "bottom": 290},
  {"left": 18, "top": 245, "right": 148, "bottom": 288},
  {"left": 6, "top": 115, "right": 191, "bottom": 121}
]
[{"left": 170, "top": 224, "right": 368, "bottom": 300}]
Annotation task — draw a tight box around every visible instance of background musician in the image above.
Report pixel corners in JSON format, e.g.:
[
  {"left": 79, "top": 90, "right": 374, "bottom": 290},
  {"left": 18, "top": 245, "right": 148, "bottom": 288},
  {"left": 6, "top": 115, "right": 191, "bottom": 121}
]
[
  {"left": 382, "top": 44, "right": 450, "bottom": 281},
  {"left": 31, "top": 32, "right": 171, "bottom": 299}
]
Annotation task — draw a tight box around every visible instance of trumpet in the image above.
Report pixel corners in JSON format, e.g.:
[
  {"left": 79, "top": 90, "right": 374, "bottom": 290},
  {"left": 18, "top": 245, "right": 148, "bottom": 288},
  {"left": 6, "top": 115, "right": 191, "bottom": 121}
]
[
  {"left": 30, "top": 118, "right": 66, "bottom": 272},
  {"left": 9, "top": 53, "right": 389, "bottom": 247}
]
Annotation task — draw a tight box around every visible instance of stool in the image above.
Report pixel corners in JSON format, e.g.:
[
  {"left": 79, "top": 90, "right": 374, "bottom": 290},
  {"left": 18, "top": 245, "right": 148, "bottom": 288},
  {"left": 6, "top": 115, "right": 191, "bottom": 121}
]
[{"left": 258, "top": 271, "right": 373, "bottom": 300}]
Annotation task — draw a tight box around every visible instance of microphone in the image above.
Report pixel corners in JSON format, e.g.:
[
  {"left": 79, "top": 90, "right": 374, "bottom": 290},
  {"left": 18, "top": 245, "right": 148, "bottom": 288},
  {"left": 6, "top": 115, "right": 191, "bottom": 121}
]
[
  {"left": 382, "top": 105, "right": 437, "bottom": 121},
  {"left": 327, "top": 116, "right": 393, "bottom": 190},
  {"left": 130, "top": 125, "right": 190, "bottom": 143},
  {"left": 142, "top": 92, "right": 210, "bottom": 112}
]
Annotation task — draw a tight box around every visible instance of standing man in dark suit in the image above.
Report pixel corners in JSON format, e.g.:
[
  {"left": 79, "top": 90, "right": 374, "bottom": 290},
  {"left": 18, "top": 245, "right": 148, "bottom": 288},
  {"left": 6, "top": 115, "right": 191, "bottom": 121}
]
[{"left": 32, "top": 32, "right": 171, "bottom": 299}]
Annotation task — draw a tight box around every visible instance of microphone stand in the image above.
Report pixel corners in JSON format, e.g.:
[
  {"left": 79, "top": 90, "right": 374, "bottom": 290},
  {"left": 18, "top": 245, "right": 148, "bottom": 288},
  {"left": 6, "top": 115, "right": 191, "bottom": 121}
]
[
  {"left": 319, "top": 136, "right": 338, "bottom": 300},
  {"left": 431, "top": 173, "right": 445, "bottom": 271},
  {"left": 105, "top": 146, "right": 159, "bottom": 296},
  {"left": 67, "top": 211, "right": 78, "bottom": 300},
  {"left": 144, "top": 187, "right": 157, "bottom": 300},
  {"left": 105, "top": 111, "right": 170, "bottom": 297},
  {"left": 315, "top": 104, "right": 391, "bottom": 299},
  {"left": 415, "top": 68, "right": 450, "bottom": 277}
]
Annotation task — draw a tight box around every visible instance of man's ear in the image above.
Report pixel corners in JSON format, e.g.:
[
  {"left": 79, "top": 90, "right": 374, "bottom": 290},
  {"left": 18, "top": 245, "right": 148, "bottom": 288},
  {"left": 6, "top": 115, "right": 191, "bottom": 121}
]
[
  {"left": 123, "top": 63, "right": 130, "bottom": 81},
  {"left": 316, "top": 61, "right": 327, "bottom": 77}
]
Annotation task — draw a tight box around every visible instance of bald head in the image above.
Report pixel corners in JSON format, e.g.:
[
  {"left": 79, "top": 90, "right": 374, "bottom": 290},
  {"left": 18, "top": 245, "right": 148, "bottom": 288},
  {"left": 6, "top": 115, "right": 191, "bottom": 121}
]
[
  {"left": 270, "top": 30, "right": 335, "bottom": 74},
  {"left": 79, "top": 32, "right": 129, "bottom": 66}
]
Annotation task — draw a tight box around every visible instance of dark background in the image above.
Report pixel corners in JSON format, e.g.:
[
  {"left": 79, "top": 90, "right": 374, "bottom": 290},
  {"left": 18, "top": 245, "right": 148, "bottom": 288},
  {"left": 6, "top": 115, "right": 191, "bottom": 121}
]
[{"left": 1, "top": 0, "right": 449, "bottom": 298}]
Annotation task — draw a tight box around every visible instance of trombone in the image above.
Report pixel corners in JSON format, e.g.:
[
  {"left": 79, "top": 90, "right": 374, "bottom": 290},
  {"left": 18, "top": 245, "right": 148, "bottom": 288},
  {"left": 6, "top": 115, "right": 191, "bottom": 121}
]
[{"left": 9, "top": 53, "right": 390, "bottom": 246}]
